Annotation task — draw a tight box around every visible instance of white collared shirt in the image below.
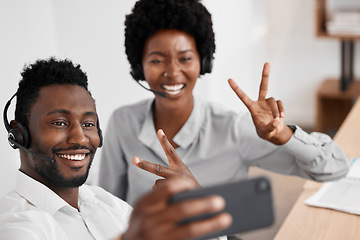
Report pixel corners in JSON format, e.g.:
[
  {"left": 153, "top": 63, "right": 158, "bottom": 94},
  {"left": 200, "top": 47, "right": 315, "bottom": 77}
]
[{"left": 0, "top": 171, "right": 132, "bottom": 240}]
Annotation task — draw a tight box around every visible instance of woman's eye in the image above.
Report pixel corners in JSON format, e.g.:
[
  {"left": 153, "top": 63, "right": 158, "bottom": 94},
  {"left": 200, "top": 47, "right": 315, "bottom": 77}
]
[
  {"left": 150, "top": 59, "right": 162, "bottom": 64},
  {"left": 180, "top": 57, "right": 191, "bottom": 62}
]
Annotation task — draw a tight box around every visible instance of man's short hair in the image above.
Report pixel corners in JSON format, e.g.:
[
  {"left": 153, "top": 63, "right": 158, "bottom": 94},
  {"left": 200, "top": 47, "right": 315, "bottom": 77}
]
[{"left": 15, "top": 57, "right": 90, "bottom": 128}]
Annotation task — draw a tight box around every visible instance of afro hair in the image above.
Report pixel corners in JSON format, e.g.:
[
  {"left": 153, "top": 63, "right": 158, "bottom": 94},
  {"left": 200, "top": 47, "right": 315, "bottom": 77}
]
[{"left": 125, "top": 0, "right": 215, "bottom": 80}]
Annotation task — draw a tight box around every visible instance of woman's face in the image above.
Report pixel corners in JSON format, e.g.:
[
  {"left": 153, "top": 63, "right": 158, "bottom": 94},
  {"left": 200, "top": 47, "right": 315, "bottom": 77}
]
[{"left": 142, "top": 29, "right": 201, "bottom": 107}]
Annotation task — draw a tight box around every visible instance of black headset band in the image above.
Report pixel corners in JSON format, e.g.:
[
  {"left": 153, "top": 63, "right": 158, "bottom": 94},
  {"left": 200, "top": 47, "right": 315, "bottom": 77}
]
[{"left": 3, "top": 92, "right": 17, "bottom": 132}]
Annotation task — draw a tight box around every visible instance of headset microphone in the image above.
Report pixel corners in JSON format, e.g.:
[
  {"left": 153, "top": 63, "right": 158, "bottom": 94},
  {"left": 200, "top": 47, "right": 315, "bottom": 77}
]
[
  {"left": 8, "top": 137, "right": 54, "bottom": 162},
  {"left": 136, "top": 80, "right": 167, "bottom": 98}
]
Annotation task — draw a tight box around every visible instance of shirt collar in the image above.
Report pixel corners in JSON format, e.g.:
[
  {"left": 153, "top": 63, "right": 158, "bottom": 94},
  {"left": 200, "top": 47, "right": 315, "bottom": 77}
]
[
  {"left": 138, "top": 99, "right": 158, "bottom": 149},
  {"left": 138, "top": 100, "right": 167, "bottom": 161},
  {"left": 78, "top": 185, "right": 97, "bottom": 207},
  {"left": 173, "top": 97, "right": 203, "bottom": 148},
  {"left": 138, "top": 97, "right": 204, "bottom": 150},
  {"left": 14, "top": 171, "right": 97, "bottom": 215},
  {"left": 15, "top": 170, "right": 68, "bottom": 215}
]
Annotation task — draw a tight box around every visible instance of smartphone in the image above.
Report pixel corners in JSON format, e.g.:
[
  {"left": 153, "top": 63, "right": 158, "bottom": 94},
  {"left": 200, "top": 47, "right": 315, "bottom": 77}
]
[{"left": 169, "top": 176, "right": 274, "bottom": 240}]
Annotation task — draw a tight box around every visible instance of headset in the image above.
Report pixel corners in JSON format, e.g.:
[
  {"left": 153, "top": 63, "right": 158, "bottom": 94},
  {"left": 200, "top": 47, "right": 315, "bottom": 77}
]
[
  {"left": 3, "top": 92, "right": 103, "bottom": 162},
  {"left": 200, "top": 55, "right": 214, "bottom": 75},
  {"left": 130, "top": 54, "right": 213, "bottom": 97},
  {"left": 130, "top": 54, "right": 213, "bottom": 81}
]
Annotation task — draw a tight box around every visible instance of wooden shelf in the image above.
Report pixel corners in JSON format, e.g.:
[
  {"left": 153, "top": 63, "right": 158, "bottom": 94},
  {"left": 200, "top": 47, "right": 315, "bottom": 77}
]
[
  {"left": 314, "top": 1, "right": 360, "bottom": 133},
  {"left": 317, "top": 78, "right": 360, "bottom": 98},
  {"left": 315, "top": 0, "right": 360, "bottom": 40},
  {"left": 315, "top": 79, "right": 360, "bottom": 133}
]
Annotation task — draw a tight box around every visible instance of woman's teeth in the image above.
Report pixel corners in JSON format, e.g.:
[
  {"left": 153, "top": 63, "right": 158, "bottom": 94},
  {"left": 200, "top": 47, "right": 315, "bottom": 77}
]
[
  {"left": 58, "top": 154, "right": 86, "bottom": 161},
  {"left": 162, "top": 84, "right": 184, "bottom": 95}
]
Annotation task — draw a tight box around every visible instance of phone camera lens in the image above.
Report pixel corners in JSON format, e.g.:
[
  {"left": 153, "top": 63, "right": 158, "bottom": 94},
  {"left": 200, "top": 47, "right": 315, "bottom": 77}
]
[{"left": 256, "top": 178, "right": 270, "bottom": 193}]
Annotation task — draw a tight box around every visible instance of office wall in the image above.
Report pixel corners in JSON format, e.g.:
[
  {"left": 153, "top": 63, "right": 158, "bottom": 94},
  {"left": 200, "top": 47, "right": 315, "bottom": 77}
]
[{"left": 0, "top": 0, "right": 359, "bottom": 198}]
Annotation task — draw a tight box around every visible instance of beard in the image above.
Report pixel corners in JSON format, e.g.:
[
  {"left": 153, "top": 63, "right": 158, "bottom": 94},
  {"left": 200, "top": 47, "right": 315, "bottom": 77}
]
[{"left": 33, "top": 146, "right": 94, "bottom": 188}]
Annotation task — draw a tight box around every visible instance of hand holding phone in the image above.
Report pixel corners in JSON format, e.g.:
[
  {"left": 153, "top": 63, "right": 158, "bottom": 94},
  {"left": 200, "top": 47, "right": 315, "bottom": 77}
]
[{"left": 169, "top": 176, "right": 274, "bottom": 240}]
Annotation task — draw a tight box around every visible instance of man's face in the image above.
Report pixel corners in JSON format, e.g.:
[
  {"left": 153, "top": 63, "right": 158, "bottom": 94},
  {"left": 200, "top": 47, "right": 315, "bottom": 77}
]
[{"left": 25, "top": 84, "right": 100, "bottom": 188}]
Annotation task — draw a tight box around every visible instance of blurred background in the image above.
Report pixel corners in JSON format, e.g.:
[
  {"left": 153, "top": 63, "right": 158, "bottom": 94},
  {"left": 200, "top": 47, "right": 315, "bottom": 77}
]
[{"left": 0, "top": 0, "right": 359, "bottom": 239}]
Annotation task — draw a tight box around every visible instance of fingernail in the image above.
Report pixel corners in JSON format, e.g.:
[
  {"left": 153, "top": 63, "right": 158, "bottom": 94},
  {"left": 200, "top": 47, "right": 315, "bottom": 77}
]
[
  {"left": 222, "top": 213, "right": 233, "bottom": 227},
  {"left": 134, "top": 157, "right": 141, "bottom": 164},
  {"left": 159, "top": 129, "right": 165, "bottom": 136},
  {"left": 213, "top": 196, "right": 226, "bottom": 209}
]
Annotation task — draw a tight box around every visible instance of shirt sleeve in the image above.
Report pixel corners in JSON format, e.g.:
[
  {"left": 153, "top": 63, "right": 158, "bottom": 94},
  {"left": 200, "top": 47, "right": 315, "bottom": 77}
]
[
  {"left": 98, "top": 111, "right": 129, "bottom": 200},
  {"left": 0, "top": 229, "right": 45, "bottom": 240},
  {"left": 280, "top": 125, "right": 350, "bottom": 181},
  {"left": 236, "top": 113, "right": 349, "bottom": 182},
  {"left": 0, "top": 221, "right": 49, "bottom": 240}
]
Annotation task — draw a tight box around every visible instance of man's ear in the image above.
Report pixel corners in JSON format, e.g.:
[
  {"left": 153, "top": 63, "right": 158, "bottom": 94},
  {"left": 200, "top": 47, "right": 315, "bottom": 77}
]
[{"left": 10, "top": 120, "right": 19, "bottom": 128}]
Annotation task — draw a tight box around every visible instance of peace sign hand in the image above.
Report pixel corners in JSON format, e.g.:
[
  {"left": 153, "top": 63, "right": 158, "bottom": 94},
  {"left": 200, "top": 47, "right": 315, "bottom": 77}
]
[
  {"left": 228, "top": 62, "right": 293, "bottom": 145},
  {"left": 132, "top": 129, "right": 201, "bottom": 189}
]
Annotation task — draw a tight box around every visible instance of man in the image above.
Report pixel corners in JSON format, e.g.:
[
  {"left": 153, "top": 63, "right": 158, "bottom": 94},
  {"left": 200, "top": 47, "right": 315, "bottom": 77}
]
[{"left": 0, "top": 58, "right": 231, "bottom": 240}]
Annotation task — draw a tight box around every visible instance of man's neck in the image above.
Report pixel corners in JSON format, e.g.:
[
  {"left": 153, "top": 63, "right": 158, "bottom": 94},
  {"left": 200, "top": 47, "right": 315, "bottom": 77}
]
[{"left": 55, "top": 187, "right": 80, "bottom": 210}]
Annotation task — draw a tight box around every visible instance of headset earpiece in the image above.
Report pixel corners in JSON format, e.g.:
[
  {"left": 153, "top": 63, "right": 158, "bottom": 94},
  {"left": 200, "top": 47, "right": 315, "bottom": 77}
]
[
  {"left": 8, "top": 122, "right": 30, "bottom": 149},
  {"left": 130, "top": 63, "right": 145, "bottom": 81},
  {"left": 96, "top": 117, "right": 103, "bottom": 148},
  {"left": 97, "top": 127, "right": 103, "bottom": 148},
  {"left": 200, "top": 55, "right": 213, "bottom": 75}
]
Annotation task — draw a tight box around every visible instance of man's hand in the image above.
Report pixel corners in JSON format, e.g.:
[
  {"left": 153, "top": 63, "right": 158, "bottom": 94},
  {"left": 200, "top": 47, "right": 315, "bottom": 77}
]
[
  {"left": 228, "top": 62, "right": 293, "bottom": 145},
  {"left": 132, "top": 129, "right": 200, "bottom": 188},
  {"left": 120, "top": 177, "right": 232, "bottom": 240}
]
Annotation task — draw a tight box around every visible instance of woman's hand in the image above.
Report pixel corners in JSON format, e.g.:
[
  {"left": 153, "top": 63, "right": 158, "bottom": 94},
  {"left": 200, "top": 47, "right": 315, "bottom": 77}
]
[
  {"left": 132, "top": 129, "right": 201, "bottom": 188},
  {"left": 228, "top": 62, "right": 293, "bottom": 145}
]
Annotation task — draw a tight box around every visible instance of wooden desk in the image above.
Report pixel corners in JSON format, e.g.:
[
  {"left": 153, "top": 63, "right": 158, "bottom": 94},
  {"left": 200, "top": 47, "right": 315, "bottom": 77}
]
[{"left": 275, "top": 97, "right": 360, "bottom": 240}]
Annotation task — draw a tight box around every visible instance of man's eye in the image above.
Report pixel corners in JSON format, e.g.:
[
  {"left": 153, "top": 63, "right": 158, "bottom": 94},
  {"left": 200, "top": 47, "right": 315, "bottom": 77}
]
[
  {"left": 52, "top": 122, "right": 66, "bottom": 127},
  {"left": 83, "top": 122, "right": 96, "bottom": 128}
]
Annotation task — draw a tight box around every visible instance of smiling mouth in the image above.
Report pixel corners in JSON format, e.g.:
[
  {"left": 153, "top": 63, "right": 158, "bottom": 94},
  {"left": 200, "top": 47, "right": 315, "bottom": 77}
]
[
  {"left": 162, "top": 84, "right": 185, "bottom": 95},
  {"left": 57, "top": 154, "right": 87, "bottom": 161}
]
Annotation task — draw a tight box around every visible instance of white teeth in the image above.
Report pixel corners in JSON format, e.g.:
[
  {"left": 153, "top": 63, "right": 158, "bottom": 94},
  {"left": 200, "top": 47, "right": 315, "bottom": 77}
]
[
  {"left": 58, "top": 154, "right": 86, "bottom": 161},
  {"left": 162, "top": 84, "right": 184, "bottom": 92},
  {"left": 166, "top": 90, "right": 181, "bottom": 95}
]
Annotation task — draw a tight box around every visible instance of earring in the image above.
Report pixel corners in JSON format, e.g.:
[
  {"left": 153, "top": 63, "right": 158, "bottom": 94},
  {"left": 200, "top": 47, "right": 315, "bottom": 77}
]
[{"left": 164, "top": 72, "right": 168, "bottom": 77}]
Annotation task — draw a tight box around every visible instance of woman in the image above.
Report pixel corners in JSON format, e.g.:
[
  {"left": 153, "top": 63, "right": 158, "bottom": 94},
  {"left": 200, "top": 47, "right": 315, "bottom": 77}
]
[{"left": 99, "top": 0, "right": 348, "bottom": 205}]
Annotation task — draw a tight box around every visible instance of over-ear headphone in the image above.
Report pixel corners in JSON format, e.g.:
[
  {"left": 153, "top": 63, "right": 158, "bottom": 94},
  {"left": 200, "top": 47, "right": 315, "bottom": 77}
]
[
  {"left": 3, "top": 92, "right": 103, "bottom": 150},
  {"left": 96, "top": 115, "right": 103, "bottom": 148},
  {"left": 130, "top": 54, "right": 213, "bottom": 81},
  {"left": 201, "top": 55, "right": 213, "bottom": 75},
  {"left": 130, "top": 63, "right": 145, "bottom": 81},
  {"left": 3, "top": 93, "right": 31, "bottom": 149}
]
